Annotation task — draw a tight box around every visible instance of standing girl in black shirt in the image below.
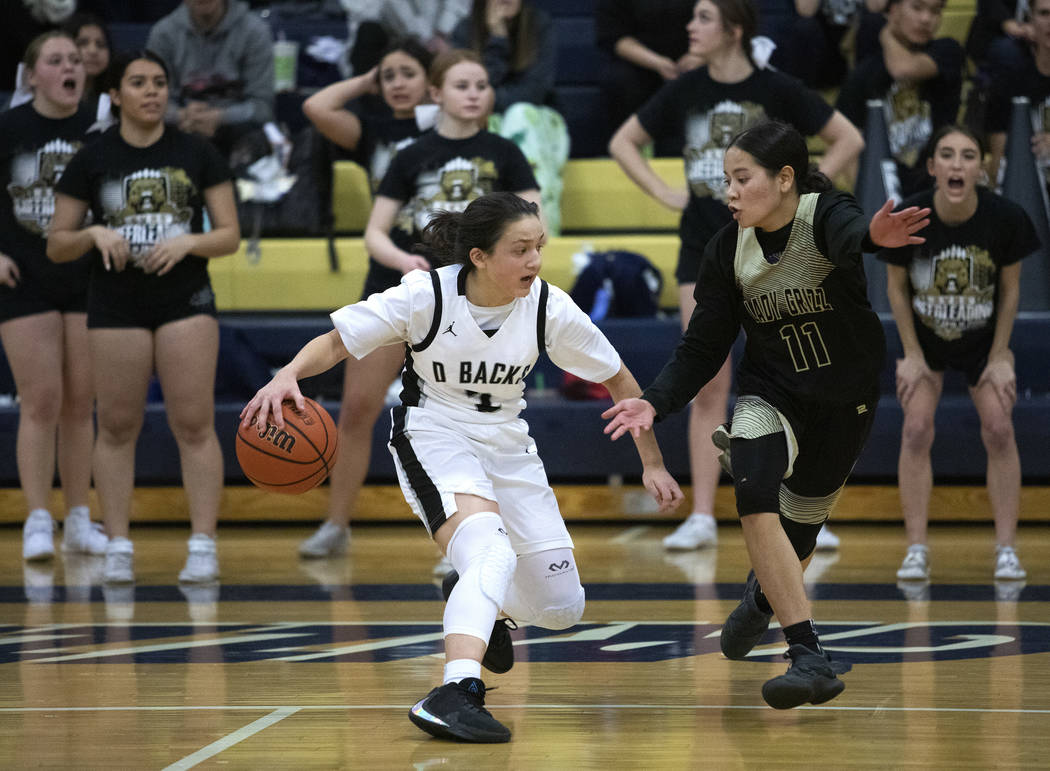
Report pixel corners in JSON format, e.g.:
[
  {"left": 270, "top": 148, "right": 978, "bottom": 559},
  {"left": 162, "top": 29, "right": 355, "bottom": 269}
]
[
  {"left": 609, "top": 0, "right": 863, "bottom": 553},
  {"left": 298, "top": 37, "right": 433, "bottom": 558},
  {"left": 0, "top": 31, "right": 108, "bottom": 563},
  {"left": 604, "top": 120, "right": 929, "bottom": 709},
  {"left": 48, "top": 51, "right": 241, "bottom": 586},
  {"left": 879, "top": 126, "right": 1039, "bottom": 584}
]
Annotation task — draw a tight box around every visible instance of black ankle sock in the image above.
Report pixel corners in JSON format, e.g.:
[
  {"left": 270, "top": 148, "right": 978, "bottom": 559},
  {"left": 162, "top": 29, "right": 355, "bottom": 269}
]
[
  {"left": 754, "top": 587, "right": 773, "bottom": 614},
  {"left": 783, "top": 620, "right": 821, "bottom": 654}
]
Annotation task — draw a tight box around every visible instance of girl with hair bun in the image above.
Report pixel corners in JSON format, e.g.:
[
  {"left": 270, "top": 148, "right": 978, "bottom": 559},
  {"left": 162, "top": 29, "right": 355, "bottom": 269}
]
[
  {"left": 604, "top": 119, "right": 928, "bottom": 710},
  {"left": 241, "top": 191, "right": 683, "bottom": 743}
]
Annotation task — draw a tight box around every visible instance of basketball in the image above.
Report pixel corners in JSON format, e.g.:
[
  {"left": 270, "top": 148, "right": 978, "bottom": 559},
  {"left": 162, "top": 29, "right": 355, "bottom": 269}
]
[{"left": 236, "top": 397, "right": 338, "bottom": 494}]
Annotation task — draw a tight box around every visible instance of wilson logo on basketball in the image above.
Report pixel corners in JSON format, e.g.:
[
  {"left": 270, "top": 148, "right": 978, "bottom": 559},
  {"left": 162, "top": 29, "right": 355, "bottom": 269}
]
[{"left": 255, "top": 421, "right": 296, "bottom": 453}]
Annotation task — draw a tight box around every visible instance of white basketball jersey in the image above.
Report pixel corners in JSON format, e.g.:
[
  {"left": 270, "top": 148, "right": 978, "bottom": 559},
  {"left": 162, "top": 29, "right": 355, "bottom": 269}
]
[{"left": 331, "top": 264, "right": 621, "bottom": 425}]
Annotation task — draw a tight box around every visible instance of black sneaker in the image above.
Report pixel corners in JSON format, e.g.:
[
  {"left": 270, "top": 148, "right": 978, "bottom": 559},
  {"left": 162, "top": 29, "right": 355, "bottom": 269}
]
[
  {"left": 720, "top": 570, "right": 774, "bottom": 659},
  {"left": 442, "top": 569, "right": 517, "bottom": 674},
  {"left": 761, "top": 644, "right": 846, "bottom": 709},
  {"left": 408, "top": 677, "right": 511, "bottom": 743}
]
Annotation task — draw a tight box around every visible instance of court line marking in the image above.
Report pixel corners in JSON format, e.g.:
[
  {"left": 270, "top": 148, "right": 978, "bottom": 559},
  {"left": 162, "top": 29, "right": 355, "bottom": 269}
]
[
  {"left": 610, "top": 526, "right": 650, "bottom": 543},
  {"left": 1, "top": 704, "right": 1048, "bottom": 716},
  {"left": 161, "top": 706, "right": 300, "bottom": 771}
]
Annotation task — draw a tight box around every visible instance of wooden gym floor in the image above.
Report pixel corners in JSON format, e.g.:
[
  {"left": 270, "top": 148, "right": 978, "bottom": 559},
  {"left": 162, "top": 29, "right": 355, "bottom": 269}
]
[{"left": 1, "top": 485, "right": 1048, "bottom": 769}]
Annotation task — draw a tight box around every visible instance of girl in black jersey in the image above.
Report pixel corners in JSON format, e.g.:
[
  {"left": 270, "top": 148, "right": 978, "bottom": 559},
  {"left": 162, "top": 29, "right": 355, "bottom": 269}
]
[
  {"left": 880, "top": 126, "right": 1039, "bottom": 585},
  {"left": 0, "top": 31, "right": 107, "bottom": 563},
  {"left": 298, "top": 37, "right": 433, "bottom": 558},
  {"left": 48, "top": 51, "right": 241, "bottom": 587},
  {"left": 604, "top": 120, "right": 929, "bottom": 709},
  {"left": 609, "top": 0, "right": 863, "bottom": 554}
]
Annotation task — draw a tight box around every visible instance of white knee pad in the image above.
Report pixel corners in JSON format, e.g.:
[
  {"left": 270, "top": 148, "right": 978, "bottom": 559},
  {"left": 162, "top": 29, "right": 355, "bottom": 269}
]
[
  {"left": 446, "top": 511, "right": 517, "bottom": 609},
  {"left": 502, "top": 548, "right": 586, "bottom": 630}
]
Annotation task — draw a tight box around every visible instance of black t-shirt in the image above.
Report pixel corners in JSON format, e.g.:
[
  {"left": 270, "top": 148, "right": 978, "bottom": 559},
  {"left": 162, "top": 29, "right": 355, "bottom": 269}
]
[
  {"left": 0, "top": 102, "right": 97, "bottom": 287},
  {"left": 55, "top": 126, "right": 233, "bottom": 298},
  {"left": 637, "top": 66, "right": 834, "bottom": 250},
  {"left": 836, "top": 38, "right": 964, "bottom": 196},
  {"left": 376, "top": 129, "right": 539, "bottom": 253},
  {"left": 878, "top": 187, "right": 1039, "bottom": 360},
  {"left": 643, "top": 190, "right": 886, "bottom": 423},
  {"left": 344, "top": 105, "right": 422, "bottom": 196}
]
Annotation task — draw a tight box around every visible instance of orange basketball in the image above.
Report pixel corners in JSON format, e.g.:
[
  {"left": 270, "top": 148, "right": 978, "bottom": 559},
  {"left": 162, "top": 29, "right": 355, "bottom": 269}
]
[{"left": 236, "top": 397, "right": 338, "bottom": 494}]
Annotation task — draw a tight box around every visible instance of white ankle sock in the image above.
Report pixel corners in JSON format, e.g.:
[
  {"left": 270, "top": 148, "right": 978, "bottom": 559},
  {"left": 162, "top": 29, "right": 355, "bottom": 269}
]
[
  {"left": 68, "top": 505, "right": 90, "bottom": 520},
  {"left": 443, "top": 658, "right": 482, "bottom": 684}
]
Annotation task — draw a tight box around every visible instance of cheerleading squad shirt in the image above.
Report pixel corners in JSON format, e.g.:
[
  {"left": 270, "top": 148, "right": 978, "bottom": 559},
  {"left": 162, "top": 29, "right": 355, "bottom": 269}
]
[
  {"left": 55, "top": 126, "right": 233, "bottom": 300},
  {"left": 643, "top": 190, "right": 886, "bottom": 425},
  {"left": 376, "top": 129, "right": 539, "bottom": 257},
  {"left": 836, "top": 38, "right": 964, "bottom": 197},
  {"left": 877, "top": 187, "right": 1039, "bottom": 362},
  {"left": 0, "top": 102, "right": 97, "bottom": 289},
  {"left": 636, "top": 66, "right": 834, "bottom": 257}
]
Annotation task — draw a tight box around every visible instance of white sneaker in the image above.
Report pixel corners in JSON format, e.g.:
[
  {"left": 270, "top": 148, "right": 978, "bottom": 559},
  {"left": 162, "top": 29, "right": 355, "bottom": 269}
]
[
  {"left": 179, "top": 533, "right": 219, "bottom": 583},
  {"left": 299, "top": 521, "right": 350, "bottom": 558},
  {"left": 896, "top": 544, "right": 929, "bottom": 580},
  {"left": 23, "top": 510, "right": 55, "bottom": 561},
  {"left": 994, "top": 546, "right": 1026, "bottom": 580},
  {"left": 61, "top": 511, "right": 108, "bottom": 555},
  {"left": 432, "top": 554, "right": 453, "bottom": 577},
  {"left": 815, "top": 524, "right": 840, "bottom": 551},
  {"left": 103, "top": 537, "right": 135, "bottom": 583},
  {"left": 663, "top": 512, "right": 718, "bottom": 550}
]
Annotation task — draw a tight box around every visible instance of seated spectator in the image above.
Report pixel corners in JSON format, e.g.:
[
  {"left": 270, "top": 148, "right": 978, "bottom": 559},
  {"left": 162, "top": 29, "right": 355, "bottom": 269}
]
[
  {"left": 340, "top": 0, "right": 470, "bottom": 75},
  {"left": 64, "top": 13, "right": 112, "bottom": 119},
  {"left": 595, "top": 0, "right": 697, "bottom": 155},
  {"left": 146, "top": 0, "right": 275, "bottom": 161},
  {"left": 1, "top": 0, "right": 77, "bottom": 92},
  {"left": 836, "top": 0, "right": 964, "bottom": 197},
  {"left": 769, "top": 0, "right": 888, "bottom": 89},
  {"left": 450, "top": 0, "right": 569, "bottom": 234},
  {"left": 984, "top": 0, "right": 1050, "bottom": 185},
  {"left": 967, "top": 0, "right": 1033, "bottom": 83}
]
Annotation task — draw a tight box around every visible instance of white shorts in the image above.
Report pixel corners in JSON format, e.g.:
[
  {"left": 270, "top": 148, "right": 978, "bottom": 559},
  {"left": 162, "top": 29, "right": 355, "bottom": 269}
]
[{"left": 387, "top": 406, "right": 573, "bottom": 555}]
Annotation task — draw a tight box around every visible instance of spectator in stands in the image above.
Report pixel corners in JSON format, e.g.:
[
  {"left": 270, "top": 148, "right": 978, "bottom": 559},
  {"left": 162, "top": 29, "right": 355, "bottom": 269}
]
[
  {"left": 595, "top": 0, "right": 698, "bottom": 155},
  {"left": 984, "top": 0, "right": 1050, "bottom": 185},
  {"left": 604, "top": 119, "right": 929, "bottom": 708},
  {"left": 146, "top": 0, "right": 275, "bottom": 160},
  {"left": 341, "top": 0, "right": 470, "bottom": 75},
  {"left": 48, "top": 50, "right": 241, "bottom": 585},
  {"left": 836, "top": 0, "right": 964, "bottom": 198},
  {"left": 1, "top": 31, "right": 108, "bottom": 563},
  {"left": 609, "top": 0, "right": 863, "bottom": 553},
  {"left": 1, "top": 1, "right": 77, "bottom": 92},
  {"left": 297, "top": 37, "right": 433, "bottom": 559},
  {"left": 967, "top": 0, "right": 1032, "bottom": 83},
  {"left": 451, "top": 0, "right": 569, "bottom": 234},
  {"left": 880, "top": 125, "right": 1038, "bottom": 585},
  {"left": 769, "top": 0, "right": 889, "bottom": 89},
  {"left": 241, "top": 190, "right": 682, "bottom": 744},
  {"left": 64, "top": 13, "right": 112, "bottom": 118}
]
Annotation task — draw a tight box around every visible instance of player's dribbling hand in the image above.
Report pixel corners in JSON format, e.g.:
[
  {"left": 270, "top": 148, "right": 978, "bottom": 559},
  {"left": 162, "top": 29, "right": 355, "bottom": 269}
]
[
  {"left": 0, "top": 252, "right": 20, "bottom": 288},
  {"left": 142, "top": 234, "right": 193, "bottom": 276},
  {"left": 643, "top": 467, "right": 684, "bottom": 512},
  {"left": 240, "top": 370, "right": 304, "bottom": 431},
  {"left": 602, "top": 397, "right": 657, "bottom": 440},
  {"left": 92, "top": 227, "right": 131, "bottom": 272}
]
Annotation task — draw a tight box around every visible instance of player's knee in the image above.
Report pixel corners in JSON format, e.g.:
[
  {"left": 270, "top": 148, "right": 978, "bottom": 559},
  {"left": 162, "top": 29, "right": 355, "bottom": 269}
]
[
  {"left": 735, "top": 475, "right": 780, "bottom": 517},
  {"left": 534, "top": 585, "right": 585, "bottom": 630},
  {"left": 447, "top": 511, "right": 517, "bottom": 607},
  {"left": 901, "top": 415, "right": 935, "bottom": 452},
  {"left": 980, "top": 418, "right": 1015, "bottom": 454},
  {"left": 779, "top": 515, "right": 823, "bottom": 560}
]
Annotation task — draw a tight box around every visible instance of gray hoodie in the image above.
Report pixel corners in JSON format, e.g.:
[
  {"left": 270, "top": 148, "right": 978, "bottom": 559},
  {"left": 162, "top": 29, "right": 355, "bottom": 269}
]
[{"left": 147, "top": 0, "right": 275, "bottom": 125}]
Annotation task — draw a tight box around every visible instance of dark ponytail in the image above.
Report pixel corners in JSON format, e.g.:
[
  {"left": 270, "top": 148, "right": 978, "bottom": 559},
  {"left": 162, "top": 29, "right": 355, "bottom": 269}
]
[
  {"left": 728, "top": 119, "right": 831, "bottom": 194},
  {"left": 422, "top": 192, "right": 540, "bottom": 271}
]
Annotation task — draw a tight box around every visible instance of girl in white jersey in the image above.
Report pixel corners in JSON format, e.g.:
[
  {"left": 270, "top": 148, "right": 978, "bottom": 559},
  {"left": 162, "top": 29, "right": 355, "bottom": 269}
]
[{"left": 241, "top": 192, "right": 683, "bottom": 743}]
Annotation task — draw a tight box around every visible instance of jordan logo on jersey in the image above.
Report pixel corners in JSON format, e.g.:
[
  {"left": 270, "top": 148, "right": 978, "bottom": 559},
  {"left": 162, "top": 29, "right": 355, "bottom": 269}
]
[{"left": 443, "top": 322, "right": 457, "bottom": 336}]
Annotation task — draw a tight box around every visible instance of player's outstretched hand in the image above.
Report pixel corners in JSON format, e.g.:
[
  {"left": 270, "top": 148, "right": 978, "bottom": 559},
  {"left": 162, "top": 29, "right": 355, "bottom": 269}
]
[
  {"left": 643, "top": 467, "right": 684, "bottom": 512},
  {"left": 869, "top": 199, "right": 930, "bottom": 248},
  {"left": 602, "top": 397, "right": 657, "bottom": 440},
  {"left": 240, "top": 369, "right": 304, "bottom": 432}
]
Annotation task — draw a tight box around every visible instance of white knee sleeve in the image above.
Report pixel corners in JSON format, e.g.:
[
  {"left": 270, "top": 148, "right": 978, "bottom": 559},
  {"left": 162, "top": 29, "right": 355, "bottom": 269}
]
[
  {"left": 443, "top": 511, "right": 518, "bottom": 642},
  {"left": 502, "top": 548, "right": 586, "bottom": 630}
]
